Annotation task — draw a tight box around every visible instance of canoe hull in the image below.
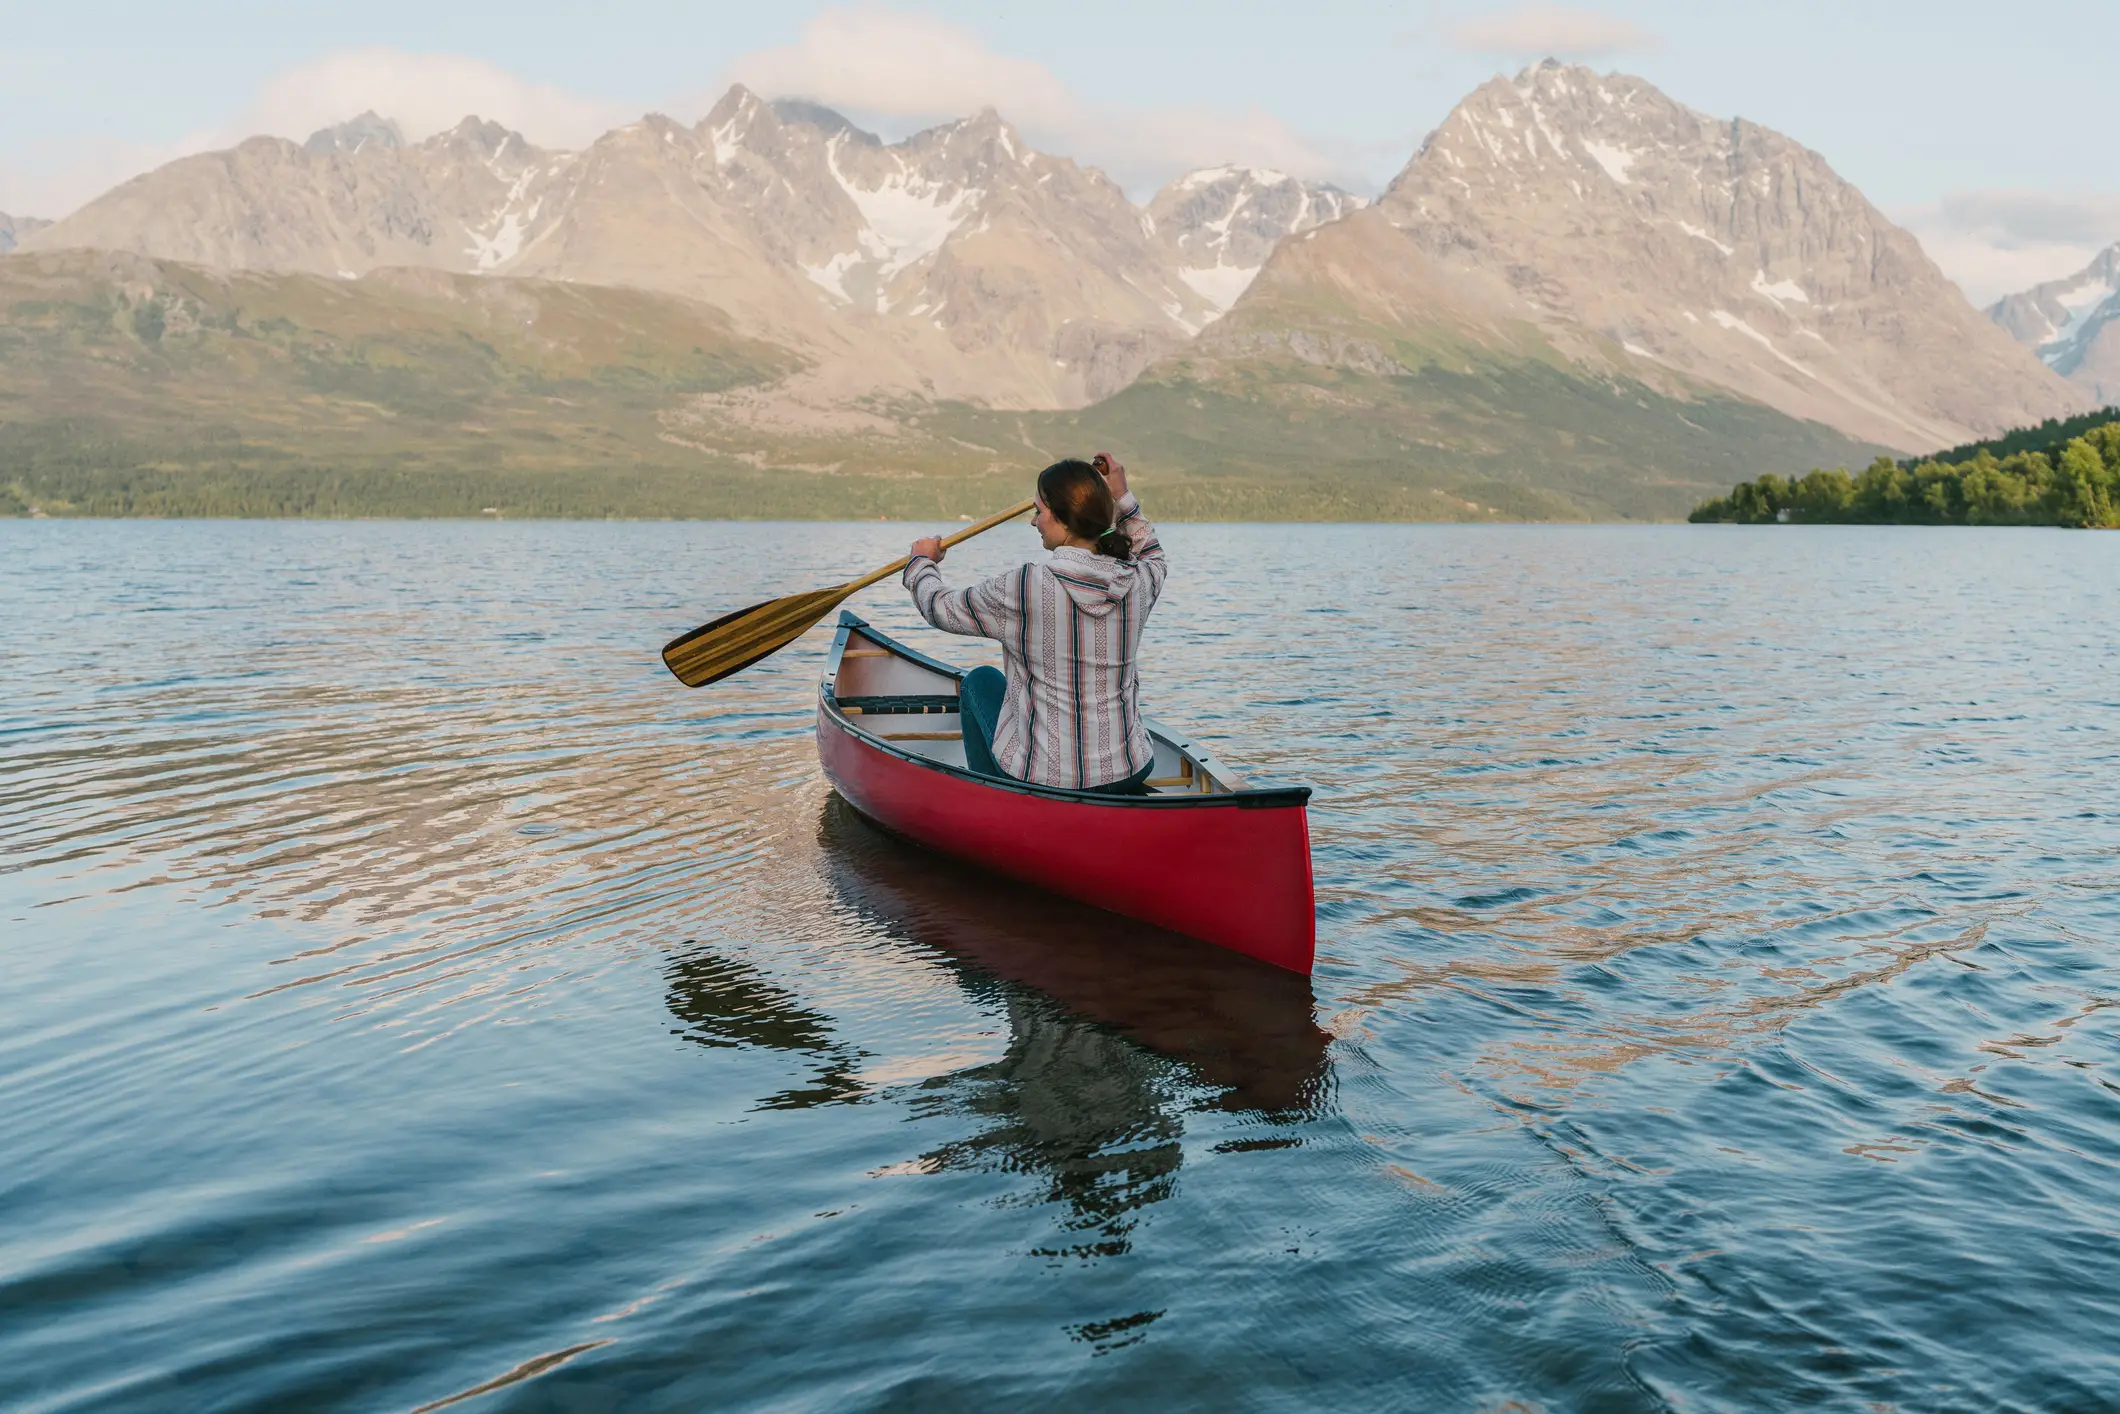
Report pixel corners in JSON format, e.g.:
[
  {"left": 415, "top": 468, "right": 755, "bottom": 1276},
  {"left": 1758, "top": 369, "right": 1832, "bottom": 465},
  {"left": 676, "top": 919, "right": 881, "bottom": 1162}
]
[{"left": 817, "top": 699, "right": 1316, "bottom": 973}]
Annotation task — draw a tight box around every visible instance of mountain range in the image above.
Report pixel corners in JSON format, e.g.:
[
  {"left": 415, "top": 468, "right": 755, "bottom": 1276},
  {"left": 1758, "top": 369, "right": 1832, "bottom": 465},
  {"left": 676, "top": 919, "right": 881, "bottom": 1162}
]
[
  {"left": 21, "top": 90, "right": 1355, "bottom": 412},
  {"left": 4, "top": 64, "right": 2102, "bottom": 518}
]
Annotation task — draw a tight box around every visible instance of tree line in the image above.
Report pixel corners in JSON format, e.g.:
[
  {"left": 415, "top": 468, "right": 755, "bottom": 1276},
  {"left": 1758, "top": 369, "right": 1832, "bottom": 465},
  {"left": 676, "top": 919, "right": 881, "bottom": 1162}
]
[{"left": 1689, "top": 412, "right": 2120, "bottom": 527}]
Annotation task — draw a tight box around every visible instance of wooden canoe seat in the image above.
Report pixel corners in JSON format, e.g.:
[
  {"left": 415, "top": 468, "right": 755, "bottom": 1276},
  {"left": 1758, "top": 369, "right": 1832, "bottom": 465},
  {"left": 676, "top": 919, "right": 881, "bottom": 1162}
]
[{"left": 834, "top": 693, "right": 960, "bottom": 715}]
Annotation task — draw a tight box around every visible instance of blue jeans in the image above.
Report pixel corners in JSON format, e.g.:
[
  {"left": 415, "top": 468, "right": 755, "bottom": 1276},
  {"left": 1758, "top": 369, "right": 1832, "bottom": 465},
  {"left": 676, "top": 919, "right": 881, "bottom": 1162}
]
[{"left": 958, "top": 666, "right": 1153, "bottom": 794}]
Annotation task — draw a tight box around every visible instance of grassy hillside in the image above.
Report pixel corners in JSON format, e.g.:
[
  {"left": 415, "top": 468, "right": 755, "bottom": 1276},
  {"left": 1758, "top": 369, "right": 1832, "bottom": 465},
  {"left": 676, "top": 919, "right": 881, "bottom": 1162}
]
[
  {"left": 647, "top": 346, "right": 1894, "bottom": 523},
  {"left": 0, "top": 250, "right": 885, "bottom": 517},
  {"left": 3, "top": 248, "right": 1890, "bottom": 520},
  {"left": 998, "top": 358, "right": 1889, "bottom": 521}
]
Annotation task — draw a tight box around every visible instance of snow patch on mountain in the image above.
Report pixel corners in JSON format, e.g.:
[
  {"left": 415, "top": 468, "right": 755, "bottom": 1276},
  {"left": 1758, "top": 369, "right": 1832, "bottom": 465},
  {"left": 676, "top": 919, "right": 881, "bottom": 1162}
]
[
  {"left": 1148, "top": 167, "right": 1364, "bottom": 316},
  {"left": 706, "top": 89, "right": 766, "bottom": 168},
  {"left": 1750, "top": 272, "right": 1809, "bottom": 306},
  {"left": 1987, "top": 244, "right": 2120, "bottom": 400},
  {"left": 1581, "top": 141, "right": 1635, "bottom": 185},
  {"left": 1678, "top": 221, "right": 1734, "bottom": 256},
  {"left": 2021, "top": 265, "right": 2119, "bottom": 354},
  {"left": 465, "top": 167, "right": 541, "bottom": 271},
  {"left": 837, "top": 167, "right": 977, "bottom": 279},
  {"left": 1712, "top": 309, "right": 1815, "bottom": 378},
  {"left": 795, "top": 252, "right": 853, "bottom": 303},
  {"left": 1179, "top": 263, "right": 1264, "bottom": 312}
]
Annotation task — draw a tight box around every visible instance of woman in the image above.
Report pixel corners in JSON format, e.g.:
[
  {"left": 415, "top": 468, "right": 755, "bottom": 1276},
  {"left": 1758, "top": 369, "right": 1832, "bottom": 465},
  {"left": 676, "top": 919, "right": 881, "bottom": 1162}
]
[{"left": 904, "top": 453, "right": 1167, "bottom": 794}]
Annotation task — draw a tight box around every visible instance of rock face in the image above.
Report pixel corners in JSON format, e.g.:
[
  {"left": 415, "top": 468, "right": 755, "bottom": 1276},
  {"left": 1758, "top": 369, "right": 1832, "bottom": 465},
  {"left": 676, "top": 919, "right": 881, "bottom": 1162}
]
[
  {"left": 1212, "top": 60, "right": 2081, "bottom": 451},
  {"left": 1987, "top": 246, "right": 2120, "bottom": 406},
  {"left": 24, "top": 88, "right": 1314, "bottom": 409},
  {"left": 23, "top": 117, "right": 578, "bottom": 281},
  {"left": 1145, "top": 167, "right": 1363, "bottom": 313},
  {"left": 680, "top": 89, "right": 1217, "bottom": 404},
  {"left": 0, "top": 213, "right": 51, "bottom": 254},
  {"left": 302, "top": 111, "right": 406, "bottom": 157}
]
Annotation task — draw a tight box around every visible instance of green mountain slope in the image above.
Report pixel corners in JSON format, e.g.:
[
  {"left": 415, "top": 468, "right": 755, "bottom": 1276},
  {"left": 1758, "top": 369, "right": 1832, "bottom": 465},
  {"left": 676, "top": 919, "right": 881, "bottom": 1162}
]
[
  {"left": 0, "top": 249, "right": 858, "bottom": 517},
  {"left": 3, "top": 246, "right": 1889, "bottom": 520},
  {"left": 1017, "top": 208, "right": 1892, "bottom": 520}
]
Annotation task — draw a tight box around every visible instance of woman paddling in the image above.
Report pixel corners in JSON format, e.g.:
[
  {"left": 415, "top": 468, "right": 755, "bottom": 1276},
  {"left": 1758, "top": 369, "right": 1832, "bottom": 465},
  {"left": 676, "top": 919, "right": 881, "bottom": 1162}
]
[{"left": 904, "top": 454, "right": 1167, "bottom": 794}]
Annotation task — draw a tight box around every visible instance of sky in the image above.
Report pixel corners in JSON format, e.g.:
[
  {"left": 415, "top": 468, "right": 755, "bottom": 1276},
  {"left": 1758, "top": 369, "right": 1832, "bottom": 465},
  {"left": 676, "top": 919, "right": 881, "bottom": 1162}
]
[{"left": 2, "top": 0, "right": 2115, "bottom": 302}]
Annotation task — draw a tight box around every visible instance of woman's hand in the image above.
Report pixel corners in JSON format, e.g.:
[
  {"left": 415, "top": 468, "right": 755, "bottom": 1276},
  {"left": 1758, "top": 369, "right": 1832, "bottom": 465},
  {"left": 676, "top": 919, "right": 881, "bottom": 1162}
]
[
  {"left": 910, "top": 535, "right": 945, "bottom": 563},
  {"left": 1092, "top": 452, "right": 1129, "bottom": 500}
]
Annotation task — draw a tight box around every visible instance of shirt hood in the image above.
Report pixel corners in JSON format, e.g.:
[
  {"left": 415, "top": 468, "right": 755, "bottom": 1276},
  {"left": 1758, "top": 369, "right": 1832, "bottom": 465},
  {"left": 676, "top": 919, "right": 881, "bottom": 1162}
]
[{"left": 1046, "top": 546, "right": 1135, "bottom": 617}]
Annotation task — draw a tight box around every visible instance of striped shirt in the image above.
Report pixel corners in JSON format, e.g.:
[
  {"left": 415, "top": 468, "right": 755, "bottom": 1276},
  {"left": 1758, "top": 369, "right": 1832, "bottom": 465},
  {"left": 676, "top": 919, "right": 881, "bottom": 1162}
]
[{"left": 903, "top": 491, "right": 1167, "bottom": 789}]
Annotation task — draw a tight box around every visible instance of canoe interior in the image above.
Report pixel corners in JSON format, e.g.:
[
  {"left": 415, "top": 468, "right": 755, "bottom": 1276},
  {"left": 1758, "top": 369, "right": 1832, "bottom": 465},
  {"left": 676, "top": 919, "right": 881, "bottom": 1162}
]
[{"left": 827, "top": 618, "right": 1244, "bottom": 796}]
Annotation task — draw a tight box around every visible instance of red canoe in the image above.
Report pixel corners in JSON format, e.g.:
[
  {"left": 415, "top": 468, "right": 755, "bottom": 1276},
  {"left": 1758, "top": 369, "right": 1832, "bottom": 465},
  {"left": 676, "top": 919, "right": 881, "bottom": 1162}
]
[{"left": 815, "top": 612, "right": 1316, "bottom": 973}]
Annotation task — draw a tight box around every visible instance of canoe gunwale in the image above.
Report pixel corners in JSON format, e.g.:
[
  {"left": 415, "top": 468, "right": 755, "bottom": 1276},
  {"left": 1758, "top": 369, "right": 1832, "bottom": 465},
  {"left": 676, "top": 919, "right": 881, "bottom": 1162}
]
[{"left": 821, "top": 612, "right": 1312, "bottom": 812}]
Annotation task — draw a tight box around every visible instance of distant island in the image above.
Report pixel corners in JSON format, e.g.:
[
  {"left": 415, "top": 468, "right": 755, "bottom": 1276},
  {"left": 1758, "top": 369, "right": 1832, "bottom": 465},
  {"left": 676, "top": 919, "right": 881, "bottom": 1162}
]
[{"left": 1689, "top": 409, "right": 2120, "bottom": 527}]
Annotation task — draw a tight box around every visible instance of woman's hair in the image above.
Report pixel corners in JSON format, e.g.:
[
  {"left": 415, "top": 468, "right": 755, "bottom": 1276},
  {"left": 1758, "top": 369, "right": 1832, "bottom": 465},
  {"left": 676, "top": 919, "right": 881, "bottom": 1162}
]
[{"left": 1037, "top": 459, "right": 1132, "bottom": 562}]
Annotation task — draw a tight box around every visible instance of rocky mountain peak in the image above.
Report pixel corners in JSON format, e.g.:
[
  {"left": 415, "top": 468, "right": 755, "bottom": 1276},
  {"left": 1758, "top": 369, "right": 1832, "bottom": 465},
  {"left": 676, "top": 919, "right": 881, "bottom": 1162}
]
[
  {"left": 667, "top": 85, "right": 1212, "bottom": 400},
  {"left": 425, "top": 116, "right": 533, "bottom": 161},
  {"left": 1988, "top": 244, "right": 2120, "bottom": 348},
  {"left": 302, "top": 111, "right": 405, "bottom": 157},
  {"left": 1401, "top": 62, "right": 1733, "bottom": 211},
  {"left": 768, "top": 99, "right": 880, "bottom": 146},
  {"left": 1988, "top": 244, "right": 2120, "bottom": 404},
  {"left": 702, "top": 84, "right": 771, "bottom": 154},
  {"left": 1370, "top": 62, "right": 2083, "bottom": 447},
  {"left": 1147, "top": 167, "right": 1365, "bottom": 312},
  {"left": 952, "top": 106, "right": 1010, "bottom": 135},
  {"left": 908, "top": 107, "right": 1038, "bottom": 178}
]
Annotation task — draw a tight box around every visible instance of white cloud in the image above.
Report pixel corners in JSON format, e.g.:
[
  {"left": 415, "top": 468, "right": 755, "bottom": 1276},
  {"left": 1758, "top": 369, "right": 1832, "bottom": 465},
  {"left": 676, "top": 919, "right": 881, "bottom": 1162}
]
[
  {"left": 0, "top": 48, "right": 633, "bottom": 220},
  {"left": 1898, "top": 190, "right": 2120, "bottom": 304},
  {"left": 1450, "top": 5, "right": 1659, "bottom": 57},
  {"left": 720, "top": 6, "right": 1354, "bottom": 196},
  {"left": 229, "top": 48, "right": 632, "bottom": 151},
  {"left": 729, "top": 10, "right": 1071, "bottom": 127}
]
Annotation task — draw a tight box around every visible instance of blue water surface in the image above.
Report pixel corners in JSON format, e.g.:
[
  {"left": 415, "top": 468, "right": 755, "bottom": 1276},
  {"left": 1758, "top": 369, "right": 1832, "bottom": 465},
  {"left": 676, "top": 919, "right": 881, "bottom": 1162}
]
[{"left": 2, "top": 520, "right": 2115, "bottom": 1412}]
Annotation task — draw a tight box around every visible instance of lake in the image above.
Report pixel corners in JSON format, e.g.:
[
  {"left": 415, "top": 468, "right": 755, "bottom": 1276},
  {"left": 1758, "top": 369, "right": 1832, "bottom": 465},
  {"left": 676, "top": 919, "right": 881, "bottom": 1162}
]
[{"left": 4, "top": 519, "right": 2116, "bottom": 1412}]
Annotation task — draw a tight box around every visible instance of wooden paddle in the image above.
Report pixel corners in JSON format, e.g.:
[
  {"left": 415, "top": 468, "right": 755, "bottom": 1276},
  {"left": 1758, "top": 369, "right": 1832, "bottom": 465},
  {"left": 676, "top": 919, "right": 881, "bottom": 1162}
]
[{"left": 661, "top": 500, "right": 1036, "bottom": 687}]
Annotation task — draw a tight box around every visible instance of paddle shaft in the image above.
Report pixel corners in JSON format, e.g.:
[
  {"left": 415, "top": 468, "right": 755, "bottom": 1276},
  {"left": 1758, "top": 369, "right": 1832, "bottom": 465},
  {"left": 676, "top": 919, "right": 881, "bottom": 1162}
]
[
  {"left": 660, "top": 498, "right": 1036, "bottom": 688},
  {"left": 841, "top": 499, "right": 1036, "bottom": 594}
]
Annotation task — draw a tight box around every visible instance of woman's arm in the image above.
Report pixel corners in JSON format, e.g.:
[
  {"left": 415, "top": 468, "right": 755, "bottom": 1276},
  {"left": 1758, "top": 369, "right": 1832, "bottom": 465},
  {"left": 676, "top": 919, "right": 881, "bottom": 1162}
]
[
  {"left": 1096, "top": 453, "right": 1167, "bottom": 598},
  {"left": 903, "top": 542, "right": 1021, "bottom": 640}
]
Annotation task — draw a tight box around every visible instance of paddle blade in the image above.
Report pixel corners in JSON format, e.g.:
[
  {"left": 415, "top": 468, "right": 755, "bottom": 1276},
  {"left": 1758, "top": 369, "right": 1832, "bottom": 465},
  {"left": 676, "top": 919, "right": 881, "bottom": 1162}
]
[{"left": 661, "top": 585, "right": 851, "bottom": 688}]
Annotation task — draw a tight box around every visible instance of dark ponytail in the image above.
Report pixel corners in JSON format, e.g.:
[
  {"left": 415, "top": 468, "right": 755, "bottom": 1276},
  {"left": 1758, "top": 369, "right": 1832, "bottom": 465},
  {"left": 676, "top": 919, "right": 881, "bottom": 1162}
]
[{"left": 1037, "top": 459, "right": 1133, "bottom": 562}]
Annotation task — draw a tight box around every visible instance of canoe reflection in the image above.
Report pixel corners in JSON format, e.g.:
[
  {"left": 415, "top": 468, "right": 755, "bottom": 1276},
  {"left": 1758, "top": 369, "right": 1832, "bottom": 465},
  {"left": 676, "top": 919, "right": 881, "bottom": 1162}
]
[
  {"left": 817, "top": 796, "right": 1331, "bottom": 1257},
  {"left": 664, "top": 800, "right": 1332, "bottom": 1256},
  {"left": 815, "top": 795, "right": 1331, "bottom": 1118}
]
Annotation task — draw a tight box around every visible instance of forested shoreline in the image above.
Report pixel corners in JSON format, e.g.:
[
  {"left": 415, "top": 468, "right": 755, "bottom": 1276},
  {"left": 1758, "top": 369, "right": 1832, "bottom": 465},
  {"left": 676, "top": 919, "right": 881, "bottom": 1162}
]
[{"left": 1690, "top": 410, "right": 2120, "bottom": 526}]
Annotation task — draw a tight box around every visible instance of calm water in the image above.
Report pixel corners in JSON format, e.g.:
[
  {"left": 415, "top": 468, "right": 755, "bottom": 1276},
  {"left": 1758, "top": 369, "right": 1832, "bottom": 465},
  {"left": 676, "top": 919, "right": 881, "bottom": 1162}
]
[{"left": 3, "top": 520, "right": 2117, "bottom": 1413}]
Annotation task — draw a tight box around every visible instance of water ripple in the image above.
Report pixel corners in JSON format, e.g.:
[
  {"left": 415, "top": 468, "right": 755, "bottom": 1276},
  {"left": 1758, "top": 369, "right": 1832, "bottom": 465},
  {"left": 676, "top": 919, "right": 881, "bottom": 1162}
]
[{"left": 3, "top": 521, "right": 2117, "bottom": 1412}]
